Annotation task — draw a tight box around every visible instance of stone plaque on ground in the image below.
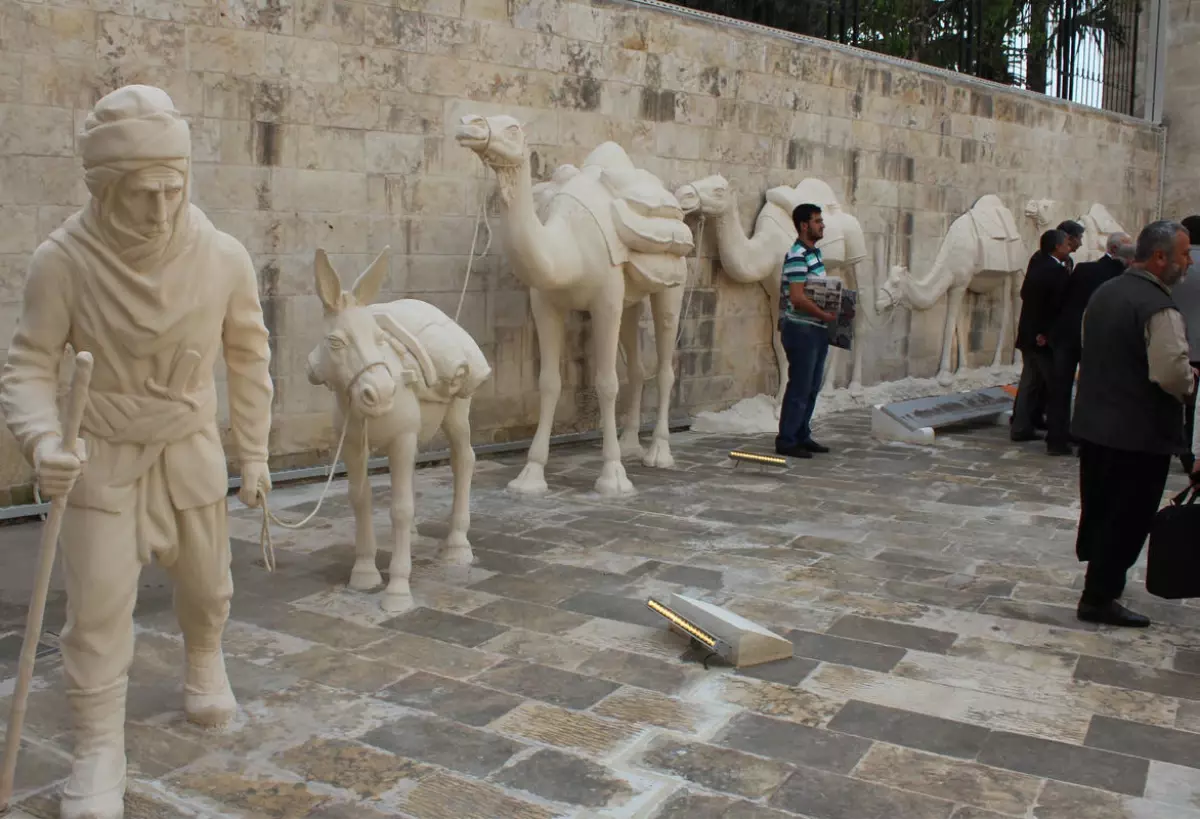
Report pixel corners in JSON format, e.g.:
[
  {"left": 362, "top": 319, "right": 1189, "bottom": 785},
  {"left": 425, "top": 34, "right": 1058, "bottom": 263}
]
[{"left": 871, "top": 385, "right": 1014, "bottom": 444}]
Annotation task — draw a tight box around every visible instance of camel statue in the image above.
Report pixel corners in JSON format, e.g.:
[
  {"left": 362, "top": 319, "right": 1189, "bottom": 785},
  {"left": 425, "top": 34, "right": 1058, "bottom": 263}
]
[
  {"left": 875, "top": 194, "right": 1026, "bottom": 385},
  {"left": 305, "top": 247, "right": 492, "bottom": 612},
  {"left": 674, "top": 175, "right": 870, "bottom": 399},
  {"left": 455, "top": 114, "right": 693, "bottom": 497},
  {"left": 1025, "top": 199, "right": 1127, "bottom": 264}
]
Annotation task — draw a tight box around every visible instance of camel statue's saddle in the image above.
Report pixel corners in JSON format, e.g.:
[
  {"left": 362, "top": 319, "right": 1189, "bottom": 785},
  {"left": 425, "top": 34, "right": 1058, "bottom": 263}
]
[
  {"left": 533, "top": 142, "right": 694, "bottom": 294},
  {"left": 370, "top": 301, "right": 492, "bottom": 403},
  {"left": 968, "top": 194, "right": 1025, "bottom": 273}
]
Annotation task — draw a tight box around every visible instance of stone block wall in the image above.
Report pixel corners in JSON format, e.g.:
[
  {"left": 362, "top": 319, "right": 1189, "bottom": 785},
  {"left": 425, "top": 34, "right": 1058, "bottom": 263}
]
[
  {"left": 1163, "top": 0, "right": 1200, "bottom": 219},
  {"left": 0, "top": 0, "right": 1164, "bottom": 501}
]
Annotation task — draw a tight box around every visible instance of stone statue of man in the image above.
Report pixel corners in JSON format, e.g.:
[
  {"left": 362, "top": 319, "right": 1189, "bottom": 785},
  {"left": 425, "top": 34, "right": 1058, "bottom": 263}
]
[{"left": 0, "top": 85, "right": 273, "bottom": 818}]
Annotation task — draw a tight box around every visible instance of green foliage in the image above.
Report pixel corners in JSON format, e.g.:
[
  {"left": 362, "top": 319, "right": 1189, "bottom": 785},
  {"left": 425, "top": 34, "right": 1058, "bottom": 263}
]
[{"left": 668, "top": 0, "right": 1135, "bottom": 93}]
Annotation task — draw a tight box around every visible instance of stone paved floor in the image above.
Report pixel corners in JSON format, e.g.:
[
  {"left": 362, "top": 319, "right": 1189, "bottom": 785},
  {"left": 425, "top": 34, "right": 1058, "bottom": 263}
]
[{"left": 2, "top": 410, "right": 1200, "bottom": 818}]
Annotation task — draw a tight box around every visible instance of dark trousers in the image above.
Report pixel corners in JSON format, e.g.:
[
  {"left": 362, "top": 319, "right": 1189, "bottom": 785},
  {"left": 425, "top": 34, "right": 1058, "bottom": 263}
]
[
  {"left": 1046, "top": 342, "right": 1081, "bottom": 449},
  {"left": 1076, "top": 441, "right": 1170, "bottom": 605},
  {"left": 1011, "top": 346, "right": 1054, "bottom": 439},
  {"left": 1182, "top": 360, "right": 1200, "bottom": 472},
  {"left": 776, "top": 321, "right": 829, "bottom": 450}
]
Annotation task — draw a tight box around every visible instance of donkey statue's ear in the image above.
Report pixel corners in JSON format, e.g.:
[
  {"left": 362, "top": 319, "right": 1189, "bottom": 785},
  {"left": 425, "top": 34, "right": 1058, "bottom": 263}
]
[
  {"left": 314, "top": 249, "right": 345, "bottom": 314},
  {"left": 351, "top": 246, "right": 390, "bottom": 306}
]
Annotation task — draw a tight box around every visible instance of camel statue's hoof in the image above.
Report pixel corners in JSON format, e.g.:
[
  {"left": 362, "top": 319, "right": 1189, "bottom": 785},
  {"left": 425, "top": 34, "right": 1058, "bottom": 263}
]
[
  {"left": 595, "top": 462, "right": 636, "bottom": 497},
  {"left": 348, "top": 563, "right": 384, "bottom": 591},
  {"left": 936, "top": 370, "right": 955, "bottom": 387},
  {"left": 437, "top": 542, "right": 474, "bottom": 566},
  {"left": 642, "top": 438, "right": 675, "bottom": 469},
  {"left": 380, "top": 588, "right": 416, "bottom": 613},
  {"left": 507, "top": 463, "right": 549, "bottom": 496},
  {"left": 848, "top": 381, "right": 865, "bottom": 397}
]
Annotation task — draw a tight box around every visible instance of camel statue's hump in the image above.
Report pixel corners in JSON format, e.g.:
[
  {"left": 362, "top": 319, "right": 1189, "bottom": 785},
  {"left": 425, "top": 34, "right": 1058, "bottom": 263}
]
[{"left": 580, "top": 141, "right": 635, "bottom": 171}]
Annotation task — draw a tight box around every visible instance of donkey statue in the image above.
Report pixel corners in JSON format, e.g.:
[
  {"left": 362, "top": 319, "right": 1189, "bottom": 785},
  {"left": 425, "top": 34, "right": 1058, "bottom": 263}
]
[{"left": 305, "top": 247, "right": 492, "bottom": 612}]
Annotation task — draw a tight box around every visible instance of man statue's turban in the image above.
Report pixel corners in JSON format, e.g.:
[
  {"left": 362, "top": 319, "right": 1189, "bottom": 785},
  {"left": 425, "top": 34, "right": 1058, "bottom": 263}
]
[{"left": 79, "top": 85, "right": 191, "bottom": 170}]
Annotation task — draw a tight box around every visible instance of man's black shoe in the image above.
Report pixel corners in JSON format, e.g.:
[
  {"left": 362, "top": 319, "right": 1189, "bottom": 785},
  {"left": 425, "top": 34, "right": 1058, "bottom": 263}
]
[
  {"left": 775, "top": 445, "right": 812, "bottom": 459},
  {"left": 801, "top": 440, "right": 830, "bottom": 454},
  {"left": 1010, "top": 432, "right": 1042, "bottom": 442},
  {"left": 1077, "top": 600, "right": 1150, "bottom": 628},
  {"left": 1046, "top": 443, "right": 1073, "bottom": 456}
]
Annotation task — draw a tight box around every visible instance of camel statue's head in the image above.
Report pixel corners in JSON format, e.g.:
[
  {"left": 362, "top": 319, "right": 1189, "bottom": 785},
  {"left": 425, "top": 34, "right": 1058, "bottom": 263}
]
[
  {"left": 874, "top": 265, "right": 909, "bottom": 312},
  {"left": 307, "top": 247, "right": 399, "bottom": 419},
  {"left": 455, "top": 114, "right": 526, "bottom": 168},
  {"left": 674, "top": 175, "right": 731, "bottom": 217},
  {"left": 1024, "top": 198, "right": 1056, "bottom": 228}
]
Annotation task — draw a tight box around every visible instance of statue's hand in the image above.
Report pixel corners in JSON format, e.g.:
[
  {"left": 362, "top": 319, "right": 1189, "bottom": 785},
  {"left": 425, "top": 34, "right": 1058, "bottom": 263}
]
[
  {"left": 33, "top": 434, "right": 88, "bottom": 500},
  {"left": 239, "top": 461, "right": 272, "bottom": 508}
]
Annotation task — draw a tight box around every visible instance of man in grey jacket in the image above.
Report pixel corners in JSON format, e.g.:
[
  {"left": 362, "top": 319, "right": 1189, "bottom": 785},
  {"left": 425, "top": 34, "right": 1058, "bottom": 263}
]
[{"left": 1173, "top": 215, "right": 1200, "bottom": 473}]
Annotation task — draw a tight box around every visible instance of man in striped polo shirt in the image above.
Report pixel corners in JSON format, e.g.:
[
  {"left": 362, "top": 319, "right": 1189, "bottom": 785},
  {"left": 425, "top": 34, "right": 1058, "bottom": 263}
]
[{"left": 776, "top": 203, "right": 838, "bottom": 459}]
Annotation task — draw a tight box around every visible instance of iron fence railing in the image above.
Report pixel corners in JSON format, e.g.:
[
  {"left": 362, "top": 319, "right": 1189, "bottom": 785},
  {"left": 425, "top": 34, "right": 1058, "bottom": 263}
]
[{"left": 661, "top": 0, "right": 1143, "bottom": 116}]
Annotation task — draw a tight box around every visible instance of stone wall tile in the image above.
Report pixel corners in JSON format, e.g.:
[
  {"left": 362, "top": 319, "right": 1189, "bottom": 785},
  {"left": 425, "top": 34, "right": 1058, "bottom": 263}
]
[
  {"left": 5, "top": 4, "right": 97, "bottom": 61},
  {"left": 365, "top": 130, "right": 424, "bottom": 175},
  {"left": 0, "top": 0, "right": 1168, "bottom": 491},
  {"left": 134, "top": 0, "right": 222, "bottom": 26},
  {"left": 265, "top": 35, "right": 340, "bottom": 84},
  {"left": 295, "top": 0, "right": 363, "bottom": 44},
  {"left": 187, "top": 25, "right": 265, "bottom": 73},
  {"left": 363, "top": 5, "right": 428, "bottom": 52},
  {"left": 0, "top": 104, "right": 75, "bottom": 158}
]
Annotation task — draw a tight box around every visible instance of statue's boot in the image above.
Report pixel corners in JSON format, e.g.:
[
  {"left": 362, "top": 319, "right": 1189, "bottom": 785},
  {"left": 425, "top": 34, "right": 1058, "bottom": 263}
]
[
  {"left": 183, "top": 645, "right": 236, "bottom": 728},
  {"left": 61, "top": 678, "right": 127, "bottom": 819}
]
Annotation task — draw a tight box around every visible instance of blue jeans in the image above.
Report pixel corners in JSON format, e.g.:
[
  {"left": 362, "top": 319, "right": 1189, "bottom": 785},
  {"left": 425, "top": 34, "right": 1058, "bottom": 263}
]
[{"left": 776, "top": 321, "right": 829, "bottom": 450}]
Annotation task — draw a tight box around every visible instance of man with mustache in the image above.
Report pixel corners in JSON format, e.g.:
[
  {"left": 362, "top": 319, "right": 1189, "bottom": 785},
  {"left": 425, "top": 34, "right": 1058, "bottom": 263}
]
[
  {"left": 1070, "top": 220, "right": 1196, "bottom": 628},
  {"left": 0, "top": 85, "right": 273, "bottom": 818}
]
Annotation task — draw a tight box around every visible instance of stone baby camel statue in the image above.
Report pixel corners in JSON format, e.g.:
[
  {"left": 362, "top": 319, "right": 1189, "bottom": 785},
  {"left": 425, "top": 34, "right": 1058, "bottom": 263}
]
[
  {"left": 456, "top": 114, "right": 693, "bottom": 497},
  {"left": 675, "top": 175, "right": 869, "bottom": 398},
  {"left": 306, "top": 247, "right": 490, "bottom": 612},
  {"left": 875, "top": 194, "right": 1026, "bottom": 385},
  {"left": 0, "top": 85, "right": 274, "bottom": 819}
]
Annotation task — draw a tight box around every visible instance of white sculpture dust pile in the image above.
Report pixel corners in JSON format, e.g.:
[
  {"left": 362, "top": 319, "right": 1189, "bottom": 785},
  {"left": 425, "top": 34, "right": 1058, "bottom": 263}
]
[
  {"left": 675, "top": 175, "right": 870, "bottom": 398},
  {"left": 0, "top": 85, "right": 274, "bottom": 819},
  {"left": 876, "top": 194, "right": 1026, "bottom": 385},
  {"left": 306, "top": 248, "right": 491, "bottom": 612},
  {"left": 455, "top": 114, "right": 693, "bottom": 497}
]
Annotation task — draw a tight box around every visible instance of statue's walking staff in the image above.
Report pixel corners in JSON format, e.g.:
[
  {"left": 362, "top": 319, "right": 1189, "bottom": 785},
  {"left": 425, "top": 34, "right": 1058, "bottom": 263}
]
[{"left": 0, "top": 351, "right": 94, "bottom": 813}]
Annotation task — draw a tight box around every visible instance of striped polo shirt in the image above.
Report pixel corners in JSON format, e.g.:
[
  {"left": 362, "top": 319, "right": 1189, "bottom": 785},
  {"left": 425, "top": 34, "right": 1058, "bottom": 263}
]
[{"left": 779, "top": 241, "right": 827, "bottom": 328}]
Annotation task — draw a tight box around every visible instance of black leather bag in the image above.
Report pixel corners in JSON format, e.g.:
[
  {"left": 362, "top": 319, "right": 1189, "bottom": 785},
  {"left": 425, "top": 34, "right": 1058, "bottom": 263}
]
[{"left": 1146, "top": 485, "right": 1200, "bottom": 599}]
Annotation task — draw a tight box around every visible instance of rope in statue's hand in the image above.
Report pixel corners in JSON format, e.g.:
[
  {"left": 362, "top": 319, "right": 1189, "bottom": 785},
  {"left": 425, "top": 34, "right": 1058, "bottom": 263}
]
[{"left": 256, "top": 415, "right": 358, "bottom": 573}]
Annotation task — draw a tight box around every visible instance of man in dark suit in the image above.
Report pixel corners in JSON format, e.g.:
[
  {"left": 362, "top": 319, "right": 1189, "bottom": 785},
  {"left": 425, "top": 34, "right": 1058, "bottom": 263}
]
[
  {"left": 1012, "top": 229, "right": 1071, "bottom": 441},
  {"left": 1045, "top": 232, "right": 1134, "bottom": 454}
]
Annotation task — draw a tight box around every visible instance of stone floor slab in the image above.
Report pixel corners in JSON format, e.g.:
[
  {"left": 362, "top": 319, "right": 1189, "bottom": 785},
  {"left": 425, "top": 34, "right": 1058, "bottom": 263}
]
[
  {"left": 826, "top": 699, "right": 991, "bottom": 759},
  {"left": 977, "top": 729, "right": 1149, "bottom": 796},
  {"left": 5, "top": 414, "right": 1200, "bottom": 819}
]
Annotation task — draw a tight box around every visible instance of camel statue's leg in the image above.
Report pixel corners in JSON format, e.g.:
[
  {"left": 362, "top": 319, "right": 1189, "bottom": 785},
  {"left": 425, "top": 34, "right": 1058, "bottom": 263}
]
[
  {"left": 645, "top": 284, "right": 684, "bottom": 469},
  {"left": 821, "top": 346, "right": 840, "bottom": 394},
  {"left": 992, "top": 276, "right": 1012, "bottom": 370},
  {"left": 345, "top": 422, "right": 382, "bottom": 591},
  {"left": 955, "top": 296, "right": 969, "bottom": 374},
  {"left": 382, "top": 430, "right": 418, "bottom": 613},
  {"left": 592, "top": 298, "right": 635, "bottom": 497},
  {"left": 508, "top": 290, "right": 565, "bottom": 496},
  {"left": 618, "top": 301, "right": 645, "bottom": 460},
  {"left": 937, "top": 286, "right": 966, "bottom": 386},
  {"left": 437, "top": 396, "right": 475, "bottom": 566},
  {"left": 848, "top": 265, "right": 865, "bottom": 395},
  {"left": 764, "top": 277, "right": 786, "bottom": 415}
]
